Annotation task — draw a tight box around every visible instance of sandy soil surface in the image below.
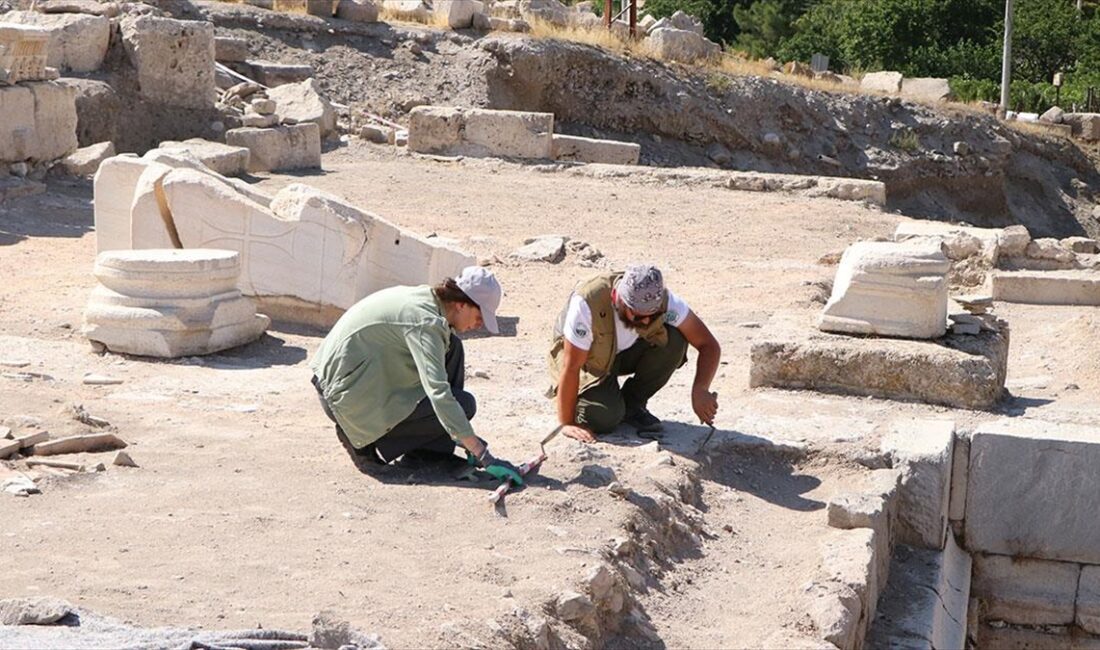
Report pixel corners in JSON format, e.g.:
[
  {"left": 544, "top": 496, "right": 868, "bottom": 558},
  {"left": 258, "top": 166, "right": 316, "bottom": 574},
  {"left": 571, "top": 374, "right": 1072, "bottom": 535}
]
[{"left": 2, "top": 143, "right": 1099, "bottom": 648}]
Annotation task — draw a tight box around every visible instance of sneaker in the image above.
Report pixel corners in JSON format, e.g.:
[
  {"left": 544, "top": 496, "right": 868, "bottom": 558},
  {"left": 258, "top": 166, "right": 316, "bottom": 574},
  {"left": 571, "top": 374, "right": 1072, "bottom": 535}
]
[{"left": 624, "top": 407, "right": 664, "bottom": 433}]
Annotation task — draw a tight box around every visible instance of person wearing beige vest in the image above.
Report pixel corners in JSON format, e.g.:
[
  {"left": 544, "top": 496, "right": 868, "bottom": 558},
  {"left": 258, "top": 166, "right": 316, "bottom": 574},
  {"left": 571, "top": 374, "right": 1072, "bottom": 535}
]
[{"left": 548, "top": 265, "right": 721, "bottom": 442}]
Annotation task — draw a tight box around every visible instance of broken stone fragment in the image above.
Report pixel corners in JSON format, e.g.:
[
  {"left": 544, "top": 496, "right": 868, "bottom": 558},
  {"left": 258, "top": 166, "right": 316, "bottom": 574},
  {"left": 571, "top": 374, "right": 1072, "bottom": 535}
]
[
  {"left": 31, "top": 432, "right": 127, "bottom": 456},
  {"left": 510, "top": 236, "right": 566, "bottom": 263},
  {"left": 585, "top": 564, "right": 616, "bottom": 601},
  {"left": 0, "top": 598, "right": 73, "bottom": 625},
  {"left": 82, "top": 373, "right": 124, "bottom": 385},
  {"left": 360, "top": 124, "right": 395, "bottom": 144},
  {"left": 554, "top": 591, "right": 595, "bottom": 621},
  {"left": 267, "top": 78, "right": 337, "bottom": 139},
  {"left": 113, "top": 450, "right": 138, "bottom": 467},
  {"left": 997, "top": 225, "right": 1030, "bottom": 257},
  {"left": 62, "top": 141, "right": 115, "bottom": 176}
]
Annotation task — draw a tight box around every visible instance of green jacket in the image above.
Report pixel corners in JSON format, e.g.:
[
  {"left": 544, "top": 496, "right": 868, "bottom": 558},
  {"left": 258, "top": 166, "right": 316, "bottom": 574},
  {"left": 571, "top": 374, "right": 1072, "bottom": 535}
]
[
  {"left": 547, "top": 272, "right": 670, "bottom": 394},
  {"left": 310, "top": 285, "right": 475, "bottom": 448}
]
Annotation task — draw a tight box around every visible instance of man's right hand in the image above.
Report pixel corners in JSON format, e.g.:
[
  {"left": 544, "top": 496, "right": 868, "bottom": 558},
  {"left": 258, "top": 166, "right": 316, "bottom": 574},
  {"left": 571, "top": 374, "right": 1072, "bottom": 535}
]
[{"left": 561, "top": 424, "right": 596, "bottom": 443}]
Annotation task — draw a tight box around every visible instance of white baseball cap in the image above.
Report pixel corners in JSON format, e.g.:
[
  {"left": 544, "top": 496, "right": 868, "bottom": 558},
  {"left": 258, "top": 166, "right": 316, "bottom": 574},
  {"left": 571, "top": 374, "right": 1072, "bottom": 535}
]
[{"left": 455, "top": 266, "right": 502, "bottom": 334}]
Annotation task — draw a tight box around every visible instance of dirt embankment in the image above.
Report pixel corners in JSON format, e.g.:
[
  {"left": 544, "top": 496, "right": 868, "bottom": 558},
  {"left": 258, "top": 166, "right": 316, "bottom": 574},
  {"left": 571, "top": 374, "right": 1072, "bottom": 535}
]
[{"left": 189, "top": 2, "right": 1100, "bottom": 238}]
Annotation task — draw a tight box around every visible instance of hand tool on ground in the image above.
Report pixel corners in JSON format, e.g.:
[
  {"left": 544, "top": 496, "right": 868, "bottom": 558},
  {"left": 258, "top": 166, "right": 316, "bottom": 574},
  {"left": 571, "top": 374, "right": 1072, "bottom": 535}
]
[
  {"left": 487, "top": 424, "right": 564, "bottom": 505},
  {"left": 696, "top": 423, "right": 717, "bottom": 455}
]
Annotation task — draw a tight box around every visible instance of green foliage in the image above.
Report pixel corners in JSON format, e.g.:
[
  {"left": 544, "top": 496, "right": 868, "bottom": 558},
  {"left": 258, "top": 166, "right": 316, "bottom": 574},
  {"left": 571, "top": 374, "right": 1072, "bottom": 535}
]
[
  {"left": 706, "top": 71, "right": 733, "bottom": 93},
  {"left": 889, "top": 127, "right": 920, "bottom": 152},
  {"left": 732, "top": 0, "right": 806, "bottom": 58}
]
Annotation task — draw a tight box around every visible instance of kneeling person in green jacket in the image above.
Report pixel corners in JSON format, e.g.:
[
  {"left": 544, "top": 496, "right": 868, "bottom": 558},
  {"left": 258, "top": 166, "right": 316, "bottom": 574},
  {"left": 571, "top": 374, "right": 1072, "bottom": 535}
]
[{"left": 311, "top": 266, "right": 523, "bottom": 484}]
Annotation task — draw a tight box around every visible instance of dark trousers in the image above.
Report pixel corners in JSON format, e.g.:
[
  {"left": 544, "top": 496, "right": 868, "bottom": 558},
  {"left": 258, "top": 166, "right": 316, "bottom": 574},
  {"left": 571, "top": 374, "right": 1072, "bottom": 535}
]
[
  {"left": 313, "top": 333, "right": 476, "bottom": 465},
  {"left": 574, "top": 326, "right": 689, "bottom": 434}
]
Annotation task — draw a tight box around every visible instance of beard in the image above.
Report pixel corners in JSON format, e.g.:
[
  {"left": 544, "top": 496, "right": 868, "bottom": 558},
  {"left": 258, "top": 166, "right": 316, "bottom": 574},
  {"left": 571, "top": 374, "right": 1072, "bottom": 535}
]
[{"left": 616, "top": 305, "right": 652, "bottom": 332}]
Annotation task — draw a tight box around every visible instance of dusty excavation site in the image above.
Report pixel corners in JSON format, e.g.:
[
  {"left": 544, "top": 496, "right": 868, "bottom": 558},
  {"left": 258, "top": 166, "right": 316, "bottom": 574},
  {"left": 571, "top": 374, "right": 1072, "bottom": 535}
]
[{"left": 3, "top": 0, "right": 1100, "bottom": 648}]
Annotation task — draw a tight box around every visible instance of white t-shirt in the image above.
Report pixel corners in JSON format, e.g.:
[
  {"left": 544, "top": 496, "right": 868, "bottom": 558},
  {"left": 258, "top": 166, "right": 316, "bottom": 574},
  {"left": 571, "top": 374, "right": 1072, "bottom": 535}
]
[{"left": 562, "top": 291, "right": 690, "bottom": 352}]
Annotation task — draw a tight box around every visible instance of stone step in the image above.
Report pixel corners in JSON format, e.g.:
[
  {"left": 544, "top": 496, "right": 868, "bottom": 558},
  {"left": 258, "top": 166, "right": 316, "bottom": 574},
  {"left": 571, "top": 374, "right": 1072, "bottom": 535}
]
[{"left": 991, "top": 269, "right": 1100, "bottom": 305}]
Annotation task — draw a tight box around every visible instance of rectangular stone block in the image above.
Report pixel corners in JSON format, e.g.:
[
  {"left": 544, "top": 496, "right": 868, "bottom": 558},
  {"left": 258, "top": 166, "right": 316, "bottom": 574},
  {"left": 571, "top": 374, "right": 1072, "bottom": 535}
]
[
  {"left": 749, "top": 326, "right": 1008, "bottom": 410},
  {"left": 244, "top": 59, "right": 312, "bottom": 87},
  {"left": 0, "top": 24, "right": 50, "bottom": 83},
  {"left": 1078, "top": 566, "right": 1100, "bottom": 634},
  {"left": 1064, "top": 113, "right": 1100, "bottom": 141},
  {"left": 882, "top": 419, "right": 954, "bottom": 550},
  {"left": 0, "top": 11, "right": 108, "bottom": 73},
  {"left": 948, "top": 432, "right": 968, "bottom": 522},
  {"left": 966, "top": 419, "right": 1100, "bottom": 564},
  {"left": 819, "top": 241, "right": 949, "bottom": 339},
  {"left": 121, "top": 16, "right": 215, "bottom": 109},
  {"left": 900, "top": 77, "right": 952, "bottom": 103},
  {"left": 225, "top": 124, "right": 321, "bottom": 172},
  {"left": 971, "top": 553, "right": 1079, "bottom": 625},
  {"left": 214, "top": 36, "right": 250, "bottom": 62},
  {"left": 865, "top": 534, "right": 971, "bottom": 650},
  {"left": 0, "top": 81, "right": 77, "bottom": 163},
  {"left": 551, "top": 134, "right": 641, "bottom": 165},
  {"left": 817, "top": 527, "right": 882, "bottom": 649},
  {"left": 992, "top": 270, "right": 1100, "bottom": 305},
  {"left": 463, "top": 108, "right": 552, "bottom": 159},
  {"left": 158, "top": 139, "right": 250, "bottom": 177},
  {"left": 861, "top": 70, "right": 902, "bottom": 94},
  {"left": 408, "top": 105, "right": 464, "bottom": 153},
  {"left": 433, "top": 0, "right": 483, "bottom": 27},
  {"left": 93, "top": 155, "right": 148, "bottom": 252}
]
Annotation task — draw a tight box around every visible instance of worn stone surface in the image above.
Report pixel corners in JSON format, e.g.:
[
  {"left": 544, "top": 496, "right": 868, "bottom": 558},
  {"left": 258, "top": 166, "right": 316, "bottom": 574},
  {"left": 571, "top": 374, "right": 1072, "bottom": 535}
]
[
  {"left": 1078, "top": 566, "right": 1100, "bottom": 634},
  {"left": 966, "top": 418, "right": 1100, "bottom": 564},
  {"left": 972, "top": 553, "right": 1079, "bottom": 625},
  {"left": 1063, "top": 236, "right": 1099, "bottom": 254},
  {"left": 360, "top": 124, "right": 394, "bottom": 144},
  {"left": 555, "top": 591, "right": 595, "bottom": 621},
  {"left": 244, "top": 59, "right": 313, "bottom": 86},
  {"left": 1026, "top": 237, "right": 1076, "bottom": 262},
  {"left": 67, "top": 77, "right": 121, "bottom": 147},
  {"left": 998, "top": 224, "right": 1031, "bottom": 257},
  {"left": 0, "top": 24, "right": 50, "bottom": 83},
  {"left": 0, "top": 11, "right": 109, "bottom": 73},
  {"left": 948, "top": 432, "right": 969, "bottom": 523},
  {"left": 992, "top": 270, "right": 1100, "bottom": 305},
  {"left": 551, "top": 134, "right": 640, "bottom": 165},
  {"left": 0, "top": 597, "right": 74, "bottom": 625},
  {"left": 433, "top": 0, "right": 483, "bottom": 27},
  {"left": 0, "top": 81, "right": 78, "bottom": 164},
  {"left": 820, "top": 241, "right": 949, "bottom": 339},
  {"left": 121, "top": 17, "right": 215, "bottom": 109},
  {"left": 62, "top": 141, "right": 114, "bottom": 176},
  {"left": 267, "top": 78, "right": 336, "bottom": 139},
  {"left": 814, "top": 527, "right": 882, "bottom": 650},
  {"left": 157, "top": 139, "right": 250, "bottom": 177},
  {"left": 408, "top": 106, "right": 553, "bottom": 159},
  {"left": 750, "top": 325, "right": 1009, "bottom": 410},
  {"left": 645, "top": 26, "right": 719, "bottom": 63},
  {"left": 894, "top": 220, "right": 1001, "bottom": 262},
  {"left": 1064, "top": 112, "right": 1100, "bottom": 141},
  {"left": 881, "top": 419, "right": 954, "bottom": 551},
  {"left": 225, "top": 123, "right": 322, "bottom": 172},
  {"left": 83, "top": 249, "right": 269, "bottom": 358},
  {"left": 861, "top": 71, "right": 903, "bottom": 94},
  {"left": 335, "top": 0, "right": 379, "bottom": 21},
  {"left": 866, "top": 535, "right": 971, "bottom": 650},
  {"left": 214, "top": 36, "right": 249, "bottom": 62},
  {"left": 93, "top": 155, "right": 146, "bottom": 252},
  {"left": 806, "top": 581, "right": 861, "bottom": 650},
  {"left": 510, "top": 236, "right": 566, "bottom": 263},
  {"left": 900, "top": 77, "right": 952, "bottom": 103}
]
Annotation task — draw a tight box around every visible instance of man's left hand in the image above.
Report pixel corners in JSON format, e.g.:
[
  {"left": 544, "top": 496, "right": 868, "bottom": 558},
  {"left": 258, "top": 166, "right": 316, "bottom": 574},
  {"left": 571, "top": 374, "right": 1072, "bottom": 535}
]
[{"left": 692, "top": 387, "right": 718, "bottom": 425}]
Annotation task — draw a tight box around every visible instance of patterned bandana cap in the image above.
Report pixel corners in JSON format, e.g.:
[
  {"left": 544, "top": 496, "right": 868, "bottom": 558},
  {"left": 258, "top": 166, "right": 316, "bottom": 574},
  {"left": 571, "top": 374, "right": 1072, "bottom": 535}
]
[{"left": 618, "top": 264, "right": 665, "bottom": 314}]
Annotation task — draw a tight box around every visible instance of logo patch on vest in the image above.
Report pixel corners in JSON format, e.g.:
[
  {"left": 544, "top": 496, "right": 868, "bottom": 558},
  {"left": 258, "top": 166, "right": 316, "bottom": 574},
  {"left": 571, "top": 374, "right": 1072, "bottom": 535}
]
[
  {"left": 574, "top": 325, "right": 589, "bottom": 337},
  {"left": 664, "top": 311, "right": 677, "bottom": 324}
]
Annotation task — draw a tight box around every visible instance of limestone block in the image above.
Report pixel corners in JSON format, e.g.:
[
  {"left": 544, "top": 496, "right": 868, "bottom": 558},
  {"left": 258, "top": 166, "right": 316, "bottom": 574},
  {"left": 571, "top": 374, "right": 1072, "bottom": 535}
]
[
  {"left": 551, "top": 134, "right": 640, "bottom": 165},
  {"left": 93, "top": 155, "right": 147, "bottom": 252},
  {"left": 805, "top": 581, "right": 861, "bottom": 650},
  {"left": 1026, "top": 237, "right": 1076, "bottom": 262},
  {"left": 360, "top": 124, "right": 395, "bottom": 144},
  {"left": 266, "top": 78, "right": 336, "bottom": 139},
  {"left": 0, "top": 11, "right": 109, "bottom": 73},
  {"left": 750, "top": 325, "right": 1008, "bottom": 410},
  {"left": 992, "top": 270, "right": 1100, "bottom": 306},
  {"left": 819, "top": 241, "right": 949, "bottom": 339},
  {"left": 1077, "top": 566, "right": 1100, "bottom": 634},
  {"left": 998, "top": 224, "right": 1031, "bottom": 257},
  {"left": 225, "top": 124, "right": 321, "bottom": 173},
  {"left": 1063, "top": 236, "right": 1099, "bottom": 254},
  {"left": 245, "top": 59, "right": 313, "bottom": 87},
  {"left": 241, "top": 112, "right": 279, "bottom": 128},
  {"left": 971, "top": 554, "right": 1079, "bottom": 625},
  {"left": 948, "top": 432, "right": 968, "bottom": 523},
  {"left": 645, "top": 27, "right": 720, "bottom": 63},
  {"left": 900, "top": 77, "right": 953, "bottom": 103},
  {"left": 83, "top": 249, "right": 269, "bottom": 358},
  {"left": 667, "top": 9, "right": 703, "bottom": 34},
  {"left": 866, "top": 535, "right": 971, "bottom": 650},
  {"left": 140, "top": 148, "right": 273, "bottom": 207},
  {"left": 816, "top": 527, "right": 882, "bottom": 648},
  {"left": 976, "top": 625, "right": 1100, "bottom": 650},
  {"left": 157, "top": 139, "right": 250, "bottom": 177},
  {"left": 1042, "top": 106, "right": 1066, "bottom": 124},
  {"left": 433, "top": 0, "right": 483, "bottom": 28},
  {"left": 336, "top": 0, "right": 379, "bottom": 21},
  {"left": 120, "top": 16, "right": 215, "bottom": 109},
  {"left": 0, "top": 24, "right": 50, "bottom": 83},
  {"left": 62, "top": 141, "right": 114, "bottom": 176},
  {"left": 407, "top": 106, "right": 465, "bottom": 153},
  {"left": 0, "top": 81, "right": 78, "bottom": 163},
  {"left": 382, "top": 0, "right": 430, "bottom": 19},
  {"left": 36, "top": 0, "right": 120, "bottom": 17},
  {"left": 463, "top": 108, "right": 553, "bottom": 159},
  {"left": 214, "top": 36, "right": 250, "bottom": 62},
  {"left": 966, "top": 419, "right": 1100, "bottom": 564},
  {"left": 881, "top": 419, "right": 954, "bottom": 550},
  {"left": 1063, "top": 113, "right": 1100, "bottom": 141},
  {"left": 517, "top": 0, "right": 569, "bottom": 25},
  {"left": 893, "top": 220, "right": 1001, "bottom": 263},
  {"left": 861, "top": 71, "right": 903, "bottom": 94},
  {"left": 129, "top": 161, "right": 180, "bottom": 250}
]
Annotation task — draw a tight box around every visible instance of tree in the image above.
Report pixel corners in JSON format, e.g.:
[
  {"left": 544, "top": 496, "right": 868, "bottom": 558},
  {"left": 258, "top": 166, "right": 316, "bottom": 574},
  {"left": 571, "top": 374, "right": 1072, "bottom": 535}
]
[
  {"left": 642, "top": 0, "right": 752, "bottom": 45},
  {"left": 732, "top": 0, "right": 810, "bottom": 58}
]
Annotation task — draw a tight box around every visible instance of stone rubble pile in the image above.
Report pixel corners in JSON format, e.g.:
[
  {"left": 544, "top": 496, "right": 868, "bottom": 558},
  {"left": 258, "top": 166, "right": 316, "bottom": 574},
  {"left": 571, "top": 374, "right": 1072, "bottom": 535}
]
[
  {"left": 2, "top": 420, "right": 132, "bottom": 497},
  {"left": 82, "top": 249, "right": 270, "bottom": 357}
]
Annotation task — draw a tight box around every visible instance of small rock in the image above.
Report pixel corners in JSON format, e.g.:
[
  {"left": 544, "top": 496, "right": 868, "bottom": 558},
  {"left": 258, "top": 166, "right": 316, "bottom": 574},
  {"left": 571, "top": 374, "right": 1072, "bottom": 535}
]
[
  {"left": 638, "top": 441, "right": 660, "bottom": 454},
  {"left": 736, "top": 321, "right": 762, "bottom": 328},
  {"left": 2, "top": 476, "right": 39, "bottom": 497},
  {"left": 251, "top": 98, "right": 276, "bottom": 115},
  {"left": 706, "top": 142, "right": 732, "bottom": 165},
  {"left": 953, "top": 141, "right": 970, "bottom": 156},
  {"left": 585, "top": 565, "right": 616, "bottom": 600},
  {"left": 620, "top": 564, "right": 645, "bottom": 590},
  {"left": 998, "top": 225, "right": 1030, "bottom": 257},
  {"left": 360, "top": 124, "right": 395, "bottom": 144},
  {"left": 1062, "top": 236, "right": 1099, "bottom": 255},
  {"left": 472, "top": 369, "right": 490, "bottom": 379},
  {"left": 10, "top": 162, "right": 28, "bottom": 178},
  {"left": 0, "top": 597, "right": 73, "bottom": 625},
  {"left": 510, "top": 236, "right": 567, "bottom": 264},
  {"left": 607, "top": 481, "right": 630, "bottom": 497},
  {"left": 652, "top": 453, "right": 675, "bottom": 467},
  {"left": 113, "top": 451, "right": 138, "bottom": 467},
  {"left": 83, "top": 374, "right": 123, "bottom": 386}
]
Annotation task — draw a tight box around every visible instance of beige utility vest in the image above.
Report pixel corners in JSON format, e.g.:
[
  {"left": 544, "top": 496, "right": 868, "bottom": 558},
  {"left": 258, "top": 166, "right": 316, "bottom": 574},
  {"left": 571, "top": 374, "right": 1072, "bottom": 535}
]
[{"left": 547, "top": 272, "right": 670, "bottom": 394}]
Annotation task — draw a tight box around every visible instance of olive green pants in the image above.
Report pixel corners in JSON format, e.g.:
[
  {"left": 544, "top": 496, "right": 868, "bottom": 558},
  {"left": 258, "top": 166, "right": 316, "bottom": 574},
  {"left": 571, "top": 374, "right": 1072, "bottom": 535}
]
[{"left": 575, "top": 326, "right": 688, "bottom": 434}]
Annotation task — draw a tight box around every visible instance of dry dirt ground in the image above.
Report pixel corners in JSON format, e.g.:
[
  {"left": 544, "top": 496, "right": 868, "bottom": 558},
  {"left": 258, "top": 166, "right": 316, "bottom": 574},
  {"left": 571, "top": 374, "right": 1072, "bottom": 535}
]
[{"left": 2, "top": 143, "right": 1100, "bottom": 648}]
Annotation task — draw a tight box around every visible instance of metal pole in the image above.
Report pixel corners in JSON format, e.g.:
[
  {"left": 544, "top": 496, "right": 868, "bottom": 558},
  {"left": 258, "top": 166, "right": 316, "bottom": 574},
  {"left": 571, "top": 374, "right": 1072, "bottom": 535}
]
[
  {"left": 999, "top": 0, "right": 1014, "bottom": 117},
  {"left": 629, "top": 0, "right": 636, "bottom": 37},
  {"left": 604, "top": 0, "right": 612, "bottom": 28}
]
